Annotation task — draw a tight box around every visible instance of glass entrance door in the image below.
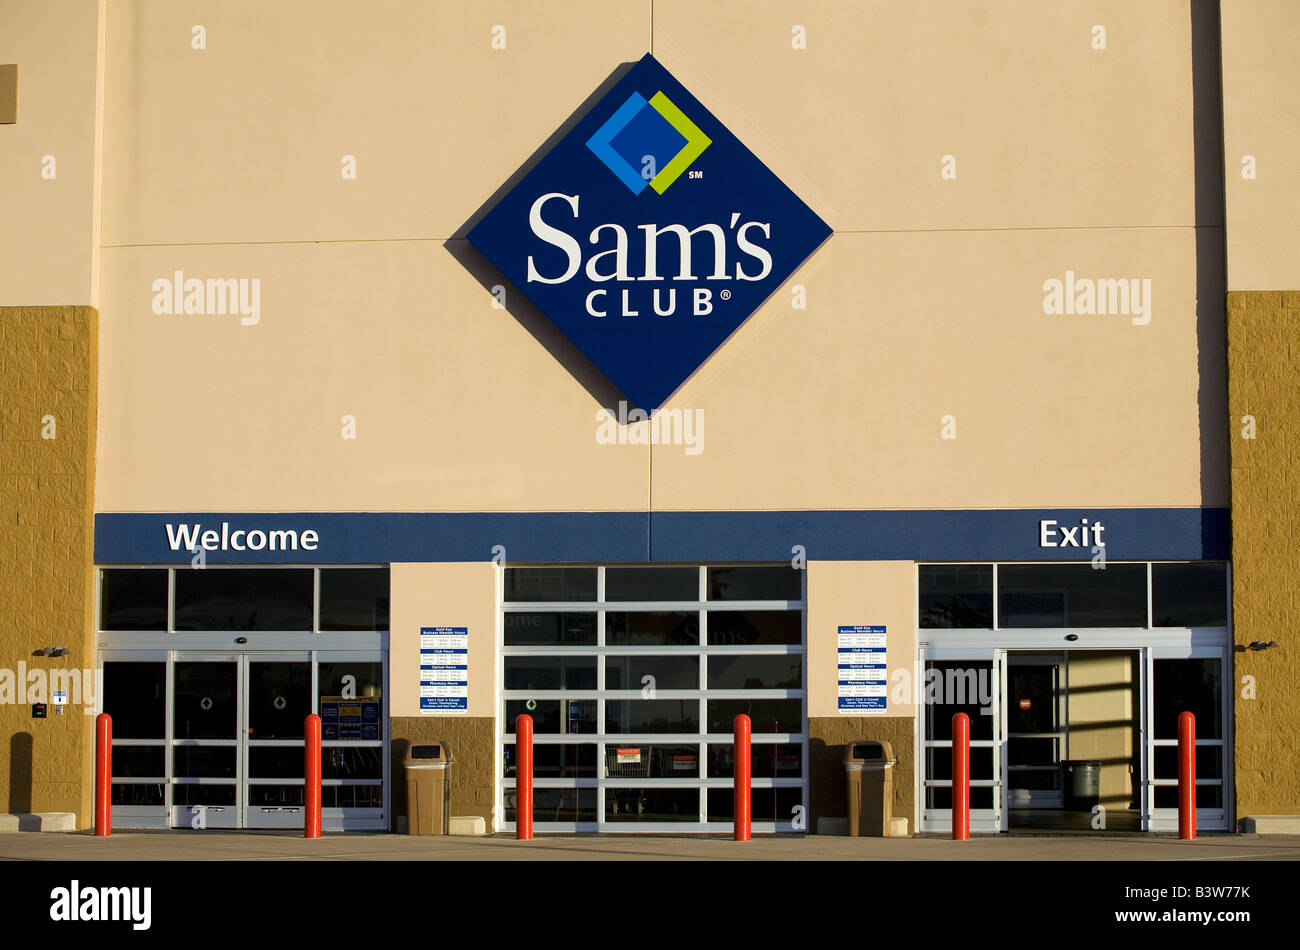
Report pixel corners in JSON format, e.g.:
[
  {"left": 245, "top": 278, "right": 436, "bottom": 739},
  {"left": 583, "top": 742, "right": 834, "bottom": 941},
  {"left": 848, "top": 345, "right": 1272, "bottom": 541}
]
[
  {"left": 244, "top": 655, "right": 312, "bottom": 829},
  {"left": 170, "top": 652, "right": 311, "bottom": 829},
  {"left": 172, "top": 655, "right": 241, "bottom": 828},
  {"left": 103, "top": 648, "right": 388, "bottom": 831},
  {"left": 1145, "top": 647, "right": 1231, "bottom": 831},
  {"left": 1006, "top": 654, "right": 1065, "bottom": 809},
  {"left": 920, "top": 649, "right": 1006, "bottom": 833}
]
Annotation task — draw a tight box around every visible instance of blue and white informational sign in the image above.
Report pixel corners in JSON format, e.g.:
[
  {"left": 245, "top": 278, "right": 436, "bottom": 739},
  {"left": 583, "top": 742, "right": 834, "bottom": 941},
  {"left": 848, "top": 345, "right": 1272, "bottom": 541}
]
[
  {"left": 419, "top": 626, "right": 468, "bottom": 714},
  {"left": 838, "top": 625, "right": 887, "bottom": 713}
]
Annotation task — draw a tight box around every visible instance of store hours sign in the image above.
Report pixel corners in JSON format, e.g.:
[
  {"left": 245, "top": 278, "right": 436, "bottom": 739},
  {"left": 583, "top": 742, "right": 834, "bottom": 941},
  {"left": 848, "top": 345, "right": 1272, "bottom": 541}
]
[
  {"left": 420, "top": 626, "right": 468, "bottom": 713},
  {"left": 838, "top": 625, "right": 887, "bottom": 713}
]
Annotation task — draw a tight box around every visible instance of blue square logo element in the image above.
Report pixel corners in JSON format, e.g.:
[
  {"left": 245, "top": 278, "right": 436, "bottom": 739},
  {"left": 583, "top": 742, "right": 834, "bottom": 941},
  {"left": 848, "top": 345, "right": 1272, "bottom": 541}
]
[
  {"left": 607, "top": 97, "right": 687, "bottom": 191},
  {"left": 467, "top": 54, "right": 832, "bottom": 411}
]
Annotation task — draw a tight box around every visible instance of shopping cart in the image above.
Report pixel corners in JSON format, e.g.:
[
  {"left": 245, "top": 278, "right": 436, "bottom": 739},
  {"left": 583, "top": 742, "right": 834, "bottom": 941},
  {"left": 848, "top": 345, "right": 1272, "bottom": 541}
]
[{"left": 605, "top": 747, "right": 651, "bottom": 817}]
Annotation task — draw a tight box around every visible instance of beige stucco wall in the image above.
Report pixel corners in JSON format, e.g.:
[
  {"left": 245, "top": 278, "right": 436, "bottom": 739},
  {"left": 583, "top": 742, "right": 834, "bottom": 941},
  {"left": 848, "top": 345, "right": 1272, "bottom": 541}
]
[
  {"left": 1221, "top": 0, "right": 1300, "bottom": 290},
  {"left": 806, "top": 561, "right": 915, "bottom": 719},
  {"left": 91, "top": 0, "right": 1226, "bottom": 514},
  {"left": 388, "top": 561, "right": 498, "bottom": 718},
  {"left": 0, "top": 0, "right": 104, "bottom": 307}
]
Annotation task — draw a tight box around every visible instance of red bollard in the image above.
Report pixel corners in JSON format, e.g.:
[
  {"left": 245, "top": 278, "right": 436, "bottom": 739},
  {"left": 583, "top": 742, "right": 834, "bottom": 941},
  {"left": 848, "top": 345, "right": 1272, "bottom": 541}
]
[
  {"left": 94, "top": 713, "right": 112, "bottom": 837},
  {"left": 1178, "top": 710, "right": 1196, "bottom": 840},
  {"left": 952, "top": 712, "right": 970, "bottom": 841},
  {"left": 734, "top": 714, "right": 751, "bottom": 841},
  {"left": 516, "top": 714, "right": 533, "bottom": 840},
  {"left": 304, "top": 714, "right": 322, "bottom": 839}
]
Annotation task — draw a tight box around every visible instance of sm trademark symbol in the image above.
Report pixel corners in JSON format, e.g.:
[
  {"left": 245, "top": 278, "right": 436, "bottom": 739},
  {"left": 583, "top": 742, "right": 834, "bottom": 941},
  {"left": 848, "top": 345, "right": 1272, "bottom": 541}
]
[{"left": 689, "top": 170, "right": 703, "bottom": 179}]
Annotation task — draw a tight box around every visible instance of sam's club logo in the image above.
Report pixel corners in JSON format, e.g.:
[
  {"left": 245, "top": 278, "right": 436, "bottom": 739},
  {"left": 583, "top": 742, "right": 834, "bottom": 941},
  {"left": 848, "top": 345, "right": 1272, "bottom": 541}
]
[{"left": 468, "top": 54, "right": 830, "bottom": 411}]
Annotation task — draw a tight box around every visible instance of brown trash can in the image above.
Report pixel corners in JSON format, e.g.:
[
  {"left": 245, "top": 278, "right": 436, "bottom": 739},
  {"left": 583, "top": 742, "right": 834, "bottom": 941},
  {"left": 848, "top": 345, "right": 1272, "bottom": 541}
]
[
  {"left": 403, "top": 742, "right": 453, "bottom": 834},
  {"left": 844, "top": 740, "right": 895, "bottom": 836}
]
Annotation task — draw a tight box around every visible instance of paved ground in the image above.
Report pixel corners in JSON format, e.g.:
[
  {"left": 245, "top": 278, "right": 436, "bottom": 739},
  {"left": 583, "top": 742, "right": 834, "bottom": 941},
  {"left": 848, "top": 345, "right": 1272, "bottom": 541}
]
[{"left": 2, "top": 830, "right": 1298, "bottom": 861}]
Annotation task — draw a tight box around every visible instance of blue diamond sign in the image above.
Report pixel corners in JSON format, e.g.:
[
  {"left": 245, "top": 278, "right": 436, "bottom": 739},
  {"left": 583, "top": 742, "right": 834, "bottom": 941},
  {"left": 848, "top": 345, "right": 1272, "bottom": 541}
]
[{"left": 467, "top": 54, "right": 832, "bottom": 412}]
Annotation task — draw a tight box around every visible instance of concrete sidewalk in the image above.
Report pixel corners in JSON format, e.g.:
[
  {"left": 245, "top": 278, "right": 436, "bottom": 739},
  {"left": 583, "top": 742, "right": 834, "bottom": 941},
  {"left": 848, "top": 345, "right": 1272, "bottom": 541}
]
[{"left": 3, "top": 831, "right": 1298, "bottom": 861}]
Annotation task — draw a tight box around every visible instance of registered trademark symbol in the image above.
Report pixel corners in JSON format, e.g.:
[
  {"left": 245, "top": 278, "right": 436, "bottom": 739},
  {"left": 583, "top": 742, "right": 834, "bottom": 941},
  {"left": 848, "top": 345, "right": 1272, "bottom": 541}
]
[{"left": 720, "top": 289, "right": 732, "bottom": 300}]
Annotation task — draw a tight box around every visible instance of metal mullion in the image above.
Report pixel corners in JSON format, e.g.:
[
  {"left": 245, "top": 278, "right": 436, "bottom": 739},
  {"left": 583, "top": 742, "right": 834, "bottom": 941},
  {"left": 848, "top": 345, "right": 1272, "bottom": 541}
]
[
  {"left": 1147, "top": 562, "right": 1153, "bottom": 629},
  {"left": 167, "top": 568, "right": 175, "bottom": 633},
  {"left": 991, "top": 563, "right": 998, "bottom": 630},
  {"left": 164, "top": 653, "right": 175, "bottom": 819}
]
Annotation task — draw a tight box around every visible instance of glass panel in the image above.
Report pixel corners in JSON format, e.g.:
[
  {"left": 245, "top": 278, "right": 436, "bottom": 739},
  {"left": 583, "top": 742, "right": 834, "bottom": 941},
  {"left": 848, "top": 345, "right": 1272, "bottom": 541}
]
[
  {"left": 322, "top": 746, "right": 383, "bottom": 780},
  {"left": 602, "top": 744, "right": 701, "bottom": 778},
  {"left": 173, "top": 568, "right": 313, "bottom": 631},
  {"left": 706, "top": 655, "right": 802, "bottom": 689},
  {"left": 319, "top": 568, "right": 390, "bottom": 630},
  {"left": 174, "top": 746, "right": 236, "bottom": 778},
  {"left": 1153, "top": 744, "right": 1224, "bottom": 780},
  {"left": 318, "top": 661, "right": 383, "bottom": 698},
  {"left": 249, "top": 745, "right": 303, "bottom": 779},
  {"left": 706, "top": 610, "right": 800, "bottom": 646},
  {"left": 923, "top": 661, "right": 997, "bottom": 741},
  {"left": 707, "top": 743, "right": 801, "bottom": 778},
  {"left": 707, "top": 787, "right": 802, "bottom": 822},
  {"left": 111, "top": 784, "right": 164, "bottom": 806},
  {"left": 504, "top": 656, "right": 598, "bottom": 691},
  {"left": 919, "top": 565, "right": 994, "bottom": 628},
  {"left": 322, "top": 786, "right": 383, "bottom": 808},
  {"left": 318, "top": 662, "right": 383, "bottom": 741},
  {"left": 322, "top": 785, "right": 382, "bottom": 808},
  {"left": 504, "top": 699, "right": 597, "bottom": 734},
  {"left": 503, "top": 743, "right": 597, "bottom": 778},
  {"left": 1008, "top": 738, "right": 1060, "bottom": 768},
  {"left": 1153, "top": 659, "right": 1222, "bottom": 739},
  {"left": 926, "top": 746, "right": 995, "bottom": 782},
  {"left": 606, "top": 611, "right": 699, "bottom": 646},
  {"left": 607, "top": 788, "right": 698, "bottom": 822},
  {"left": 998, "top": 564, "right": 1147, "bottom": 627},
  {"left": 1154, "top": 784, "right": 1223, "bottom": 809},
  {"left": 173, "top": 662, "right": 237, "bottom": 739},
  {"left": 1007, "top": 665, "right": 1059, "bottom": 734},
  {"left": 247, "top": 662, "right": 310, "bottom": 739},
  {"left": 100, "top": 569, "right": 168, "bottom": 631},
  {"left": 605, "top": 566, "right": 699, "bottom": 602},
  {"left": 605, "top": 655, "right": 698, "bottom": 690},
  {"left": 605, "top": 699, "right": 699, "bottom": 733},
  {"left": 248, "top": 785, "right": 305, "bottom": 806},
  {"left": 504, "top": 788, "right": 597, "bottom": 822},
  {"left": 926, "top": 786, "right": 994, "bottom": 810},
  {"left": 173, "top": 785, "right": 237, "bottom": 806},
  {"left": 503, "top": 612, "right": 596, "bottom": 646},
  {"left": 1152, "top": 563, "right": 1228, "bottom": 627},
  {"left": 706, "top": 699, "right": 801, "bottom": 733},
  {"left": 111, "top": 746, "right": 165, "bottom": 778},
  {"left": 103, "top": 662, "right": 166, "bottom": 738},
  {"left": 503, "top": 567, "right": 597, "bottom": 602},
  {"left": 708, "top": 566, "right": 801, "bottom": 601}
]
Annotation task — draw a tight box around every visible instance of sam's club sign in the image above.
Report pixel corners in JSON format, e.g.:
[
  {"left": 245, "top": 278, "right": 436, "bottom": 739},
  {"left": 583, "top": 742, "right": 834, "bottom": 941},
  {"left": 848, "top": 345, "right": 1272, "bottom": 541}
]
[{"left": 468, "top": 54, "right": 831, "bottom": 411}]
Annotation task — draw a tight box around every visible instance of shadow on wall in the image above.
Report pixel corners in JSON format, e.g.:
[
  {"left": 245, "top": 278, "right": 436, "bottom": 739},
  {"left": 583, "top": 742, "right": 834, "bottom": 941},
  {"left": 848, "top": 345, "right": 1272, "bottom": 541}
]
[
  {"left": 9, "top": 733, "right": 32, "bottom": 814},
  {"left": 1190, "top": 0, "right": 1229, "bottom": 511},
  {"left": 389, "top": 737, "right": 410, "bottom": 831},
  {"left": 443, "top": 62, "right": 638, "bottom": 415}
]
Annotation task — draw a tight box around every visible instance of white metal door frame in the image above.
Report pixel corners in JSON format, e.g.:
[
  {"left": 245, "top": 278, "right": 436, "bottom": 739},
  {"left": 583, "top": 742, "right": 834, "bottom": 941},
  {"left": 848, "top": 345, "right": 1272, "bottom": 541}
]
[
  {"left": 918, "top": 646, "right": 1006, "bottom": 834},
  {"left": 1145, "top": 645, "right": 1232, "bottom": 832}
]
